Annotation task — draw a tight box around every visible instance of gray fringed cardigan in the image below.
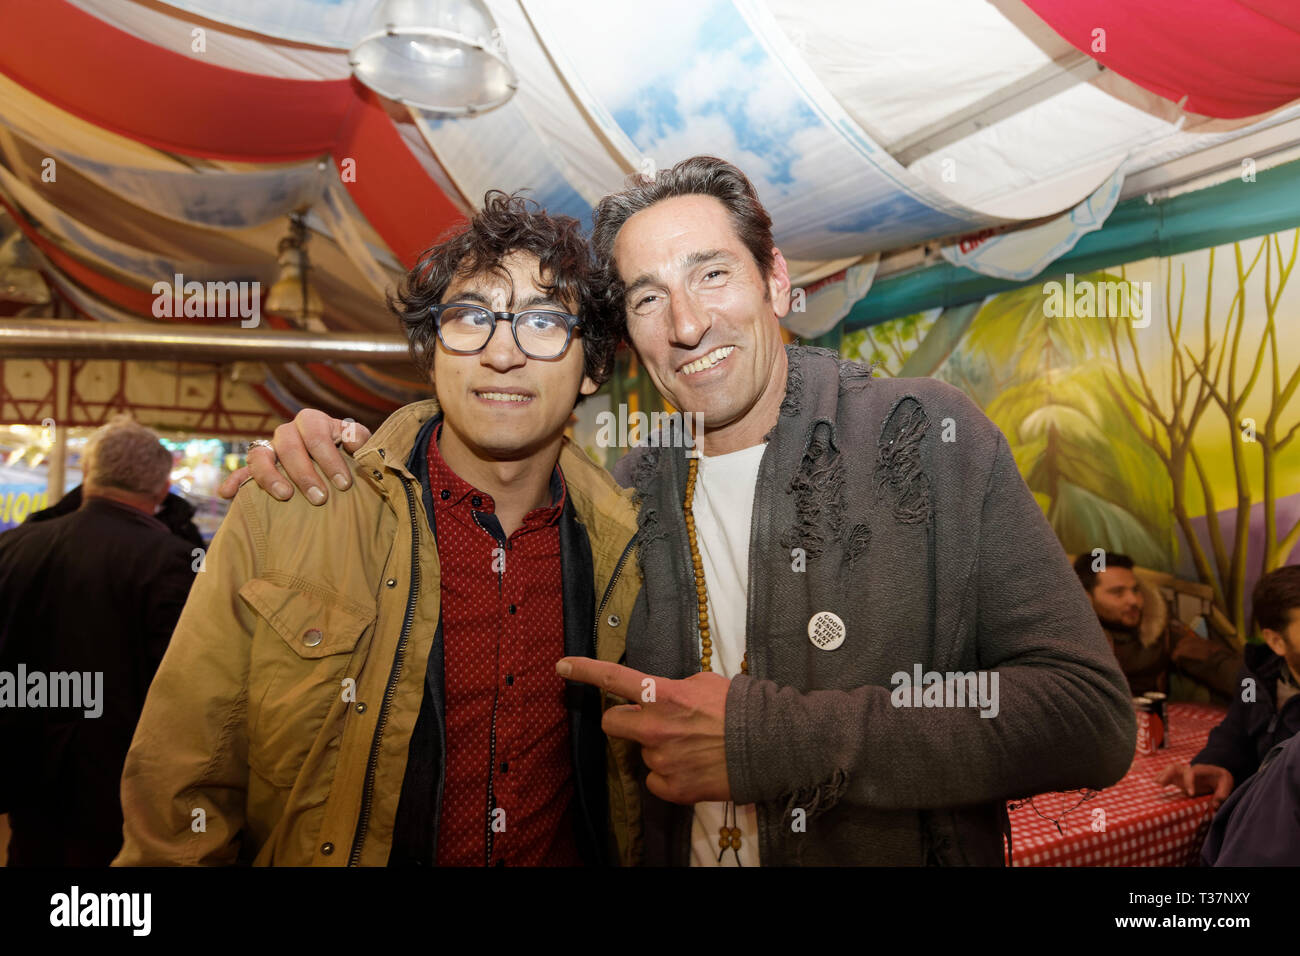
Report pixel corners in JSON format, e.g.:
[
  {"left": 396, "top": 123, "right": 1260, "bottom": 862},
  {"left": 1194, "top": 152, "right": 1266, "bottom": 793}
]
[{"left": 614, "top": 345, "right": 1136, "bottom": 865}]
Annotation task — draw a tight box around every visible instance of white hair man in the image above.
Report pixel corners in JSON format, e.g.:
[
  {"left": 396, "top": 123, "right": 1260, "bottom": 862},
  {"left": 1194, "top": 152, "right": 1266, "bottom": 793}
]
[{"left": 0, "top": 416, "right": 196, "bottom": 865}]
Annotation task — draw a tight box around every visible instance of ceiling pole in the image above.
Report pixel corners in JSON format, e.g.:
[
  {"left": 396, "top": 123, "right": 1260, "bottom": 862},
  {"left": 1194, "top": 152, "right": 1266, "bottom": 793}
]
[
  {"left": 46, "top": 359, "right": 70, "bottom": 503},
  {"left": 0, "top": 320, "right": 413, "bottom": 364}
]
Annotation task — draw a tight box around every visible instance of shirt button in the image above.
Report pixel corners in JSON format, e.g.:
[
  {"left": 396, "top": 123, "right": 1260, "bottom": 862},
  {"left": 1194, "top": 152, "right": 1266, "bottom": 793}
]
[
  {"left": 607, "top": 614, "right": 621, "bottom": 628},
  {"left": 500, "top": 761, "right": 508, "bottom": 774},
  {"left": 472, "top": 495, "right": 483, "bottom": 508},
  {"left": 506, "top": 674, "right": 514, "bottom": 685},
  {"left": 303, "top": 628, "right": 323, "bottom": 647},
  {"left": 440, "top": 489, "right": 450, "bottom": 500},
  {"left": 508, "top": 604, "right": 517, "bottom": 615}
]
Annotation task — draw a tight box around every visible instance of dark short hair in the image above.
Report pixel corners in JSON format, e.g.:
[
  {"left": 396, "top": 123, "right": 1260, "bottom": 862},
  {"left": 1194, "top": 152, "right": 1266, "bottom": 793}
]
[
  {"left": 388, "top": 190, "right": 617, "bottom": 389},
  {"left": 1252, "top": 565, "right": 1300, "bottom": 635},
  {"left": 590, "top": 156, "right": 775, "bottom": 342},
  {"left": 1073, "top": 551, "right": 1135, "bottom": 593}
]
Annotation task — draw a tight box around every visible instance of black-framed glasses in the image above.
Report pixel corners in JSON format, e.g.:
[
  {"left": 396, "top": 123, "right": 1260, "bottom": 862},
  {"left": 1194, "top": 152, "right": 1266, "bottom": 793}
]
[{"left": 430, "top": 303, "right": 582, "bottom": 360}]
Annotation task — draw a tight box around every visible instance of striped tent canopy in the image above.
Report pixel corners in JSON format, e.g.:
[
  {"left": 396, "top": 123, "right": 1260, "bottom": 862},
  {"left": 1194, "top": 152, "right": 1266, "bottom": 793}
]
[{"left": 2, "top": 0, "right": 1298, "bottom": 419}]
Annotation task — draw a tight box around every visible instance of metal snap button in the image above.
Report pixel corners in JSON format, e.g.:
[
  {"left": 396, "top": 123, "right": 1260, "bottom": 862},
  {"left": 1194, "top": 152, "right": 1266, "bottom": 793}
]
[
  {"left": 386, "top": 578, "right": 397, "bottom": 588},
  {"left": 303, "top": 628, "right": 323, "bottom": 647},
  {"left": 607, "top": 614, "right": 621, "bottom": 628},
  {"left": 321, "top": 842, "right": 334, "bottom": 855},
  {"left": 371, "top": 469, "right": 383, "bottom": 480},
  {"left": 355, "top": 702, "right": 367, "bottom": 714}
]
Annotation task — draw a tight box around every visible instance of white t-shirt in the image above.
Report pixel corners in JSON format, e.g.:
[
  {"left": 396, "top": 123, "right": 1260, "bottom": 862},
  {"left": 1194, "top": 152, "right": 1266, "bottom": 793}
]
[{"left": 687, "top": 442, "right": 766, "bottom": 867}]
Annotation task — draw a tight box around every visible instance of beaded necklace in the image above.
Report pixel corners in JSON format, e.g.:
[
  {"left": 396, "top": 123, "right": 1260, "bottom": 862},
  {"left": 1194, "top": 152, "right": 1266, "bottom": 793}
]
[{"left": 684, "top": 454, "right": 747, "bottom": 865}]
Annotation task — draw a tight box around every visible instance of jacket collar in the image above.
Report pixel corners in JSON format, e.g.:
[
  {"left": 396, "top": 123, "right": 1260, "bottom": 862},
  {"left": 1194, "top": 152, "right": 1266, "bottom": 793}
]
[
  {"left": 1245, "top": 641, "right": 1288, "bottom": 683},
  {"left": 355, "top": 398, "right": 441, "bottom": 487},
  {"left": 80, "top": 493, "right": 169, "bottom": 531},
  {"left": 769, "top": 344, "right": 873, "bottom": 458}
]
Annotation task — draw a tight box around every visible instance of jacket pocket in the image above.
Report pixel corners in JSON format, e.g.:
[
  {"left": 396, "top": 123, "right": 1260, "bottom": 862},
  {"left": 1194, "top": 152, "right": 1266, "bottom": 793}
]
[{"left": 239, "top": 578, "right": 376, "bottom": 788}]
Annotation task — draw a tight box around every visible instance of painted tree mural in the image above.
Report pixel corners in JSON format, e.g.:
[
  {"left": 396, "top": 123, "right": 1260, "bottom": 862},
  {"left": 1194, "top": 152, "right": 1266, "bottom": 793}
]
[
  {"left": 1103, "top": 231, "right": 1300, "bottom": 636},
  {"left": 835, "top": 228, "right": 1300, "bottom": 637}
]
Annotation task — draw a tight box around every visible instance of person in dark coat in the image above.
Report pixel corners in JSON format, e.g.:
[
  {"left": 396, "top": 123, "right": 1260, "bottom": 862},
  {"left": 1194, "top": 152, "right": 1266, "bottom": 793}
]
[
  {"left": 0, "top": 417, "right": 196, "bottom": 865},
  {"left": 1202, "top": 732, "right": 1300, "bottom": 865},
  {"left": 28, "top": 482, "right": 206, "bottom": 550},
  {"left": 1158, "top": 565, "right": 1300, "bottom": 808}
]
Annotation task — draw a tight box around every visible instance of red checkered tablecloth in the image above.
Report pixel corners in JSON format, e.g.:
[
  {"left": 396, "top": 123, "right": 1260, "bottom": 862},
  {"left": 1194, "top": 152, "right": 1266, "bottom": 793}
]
[{"left": 1007, "top": 702, "right": 1228, "bottom": 866}]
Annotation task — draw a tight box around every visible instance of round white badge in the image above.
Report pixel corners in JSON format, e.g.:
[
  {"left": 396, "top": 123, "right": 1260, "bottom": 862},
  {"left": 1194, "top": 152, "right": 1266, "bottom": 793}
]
[{"left": 807, "top": 611, "right": 846, "bottom": 651}]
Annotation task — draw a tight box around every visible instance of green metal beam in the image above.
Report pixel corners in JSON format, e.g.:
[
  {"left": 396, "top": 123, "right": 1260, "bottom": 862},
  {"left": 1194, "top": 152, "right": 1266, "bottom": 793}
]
[{"left": 842, "top": 158, "right": 1300, "bottom": 331}]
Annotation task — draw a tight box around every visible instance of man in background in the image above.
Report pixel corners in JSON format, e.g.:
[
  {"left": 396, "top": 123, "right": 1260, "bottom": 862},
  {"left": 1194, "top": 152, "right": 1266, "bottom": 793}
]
[
  {"left": 1073, "top": 551, "right": 1240, "bottom": 699},
  {"left": 1201, "top": 732, "right": 1300, "bottom": 865},
  {"left": 0, "top": 417, "right": 195, "bottom": 865},
  {"left": 27, "top": 482, "right": 204, "bottom": 551},
  {"left": 1159, "top": 564, "right": 1300, "bottom": 808}
]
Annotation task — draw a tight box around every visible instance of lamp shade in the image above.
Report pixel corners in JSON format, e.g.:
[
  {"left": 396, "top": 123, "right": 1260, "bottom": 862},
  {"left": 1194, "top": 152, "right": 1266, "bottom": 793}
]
[{"left": 349, "top": 0, "right": 518, "bottom": 115}]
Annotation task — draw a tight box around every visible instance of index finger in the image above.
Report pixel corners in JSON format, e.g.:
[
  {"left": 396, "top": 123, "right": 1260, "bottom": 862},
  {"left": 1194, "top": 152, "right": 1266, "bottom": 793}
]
[{"left": 557, "top": 657, "right": 654, "bottom": 701}]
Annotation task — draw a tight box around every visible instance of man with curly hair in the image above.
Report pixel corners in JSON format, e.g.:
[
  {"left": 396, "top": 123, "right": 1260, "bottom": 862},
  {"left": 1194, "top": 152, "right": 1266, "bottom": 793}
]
[{"left": 115, "top": 193, "right": 643, "bottom": 867}]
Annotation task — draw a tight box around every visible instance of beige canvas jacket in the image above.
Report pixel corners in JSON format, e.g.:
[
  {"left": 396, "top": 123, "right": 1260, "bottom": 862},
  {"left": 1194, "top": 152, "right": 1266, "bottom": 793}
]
[{"left": 114, "top": 399, "right": 643, "bottom": 866}]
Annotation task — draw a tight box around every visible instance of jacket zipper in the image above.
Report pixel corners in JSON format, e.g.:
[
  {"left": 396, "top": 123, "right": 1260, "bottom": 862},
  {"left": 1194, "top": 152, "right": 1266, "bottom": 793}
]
[
  {"left": 348, "top": 475, "right": 421, "bottom": 865},
  {"left": 593, "top": 534, "right": 638, "bottom": 649}
]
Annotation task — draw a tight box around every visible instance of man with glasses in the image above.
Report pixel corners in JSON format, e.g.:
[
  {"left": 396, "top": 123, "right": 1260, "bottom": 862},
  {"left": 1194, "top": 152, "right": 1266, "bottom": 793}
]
[{"left": 114, "top": 192, "right": 643, "bottom": 866}]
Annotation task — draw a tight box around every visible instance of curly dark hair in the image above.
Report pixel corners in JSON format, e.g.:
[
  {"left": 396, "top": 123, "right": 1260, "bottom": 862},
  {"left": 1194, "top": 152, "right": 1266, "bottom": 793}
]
[
  {"left": 591, "top": 156, "right": 775, "bottom": 345},
  {"left": 388, "top": 190, "right": 618, "bottom": 392}
]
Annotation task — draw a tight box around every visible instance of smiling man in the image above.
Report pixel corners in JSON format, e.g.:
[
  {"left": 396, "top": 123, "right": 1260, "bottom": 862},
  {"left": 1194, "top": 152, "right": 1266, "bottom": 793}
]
[
  {"left": 557, "top": 155, "right": 1136, "bottom": 866},
  {"left": 114, "top": 192, "right": 643, "bottom": 866}
]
